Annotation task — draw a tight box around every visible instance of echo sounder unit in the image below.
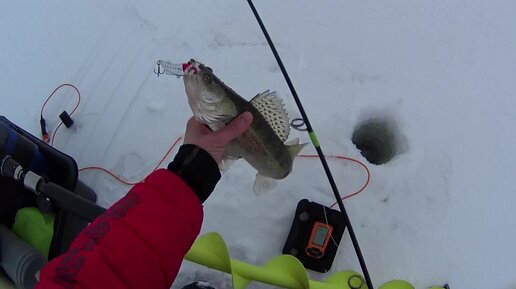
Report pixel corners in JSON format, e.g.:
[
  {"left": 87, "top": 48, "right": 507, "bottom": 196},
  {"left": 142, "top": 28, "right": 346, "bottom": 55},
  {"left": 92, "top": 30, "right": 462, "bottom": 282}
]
[{"left": 283, "top": 199, "right": 346, "bottom": 272}]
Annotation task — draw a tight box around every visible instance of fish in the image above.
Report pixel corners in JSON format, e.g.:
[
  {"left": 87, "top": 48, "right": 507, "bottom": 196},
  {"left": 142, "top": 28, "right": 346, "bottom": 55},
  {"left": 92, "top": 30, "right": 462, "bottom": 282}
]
[{"left": 176, "top": 58, "right": 307, "bottom": 194}]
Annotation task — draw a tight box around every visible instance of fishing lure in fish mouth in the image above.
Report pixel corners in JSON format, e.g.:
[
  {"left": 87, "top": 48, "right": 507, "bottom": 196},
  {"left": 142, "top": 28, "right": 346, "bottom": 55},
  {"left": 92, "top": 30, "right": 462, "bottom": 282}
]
[
  {"left": 158, "top": 59, "right": 208, "bottom": 77},
  {"left": 158, "top": 58, "right": 307, "bottom": 194}
]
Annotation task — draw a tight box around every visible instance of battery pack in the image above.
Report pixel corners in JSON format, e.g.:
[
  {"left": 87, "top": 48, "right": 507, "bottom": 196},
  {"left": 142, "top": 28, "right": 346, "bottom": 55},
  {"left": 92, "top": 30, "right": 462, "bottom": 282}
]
[{"left": 282, "top": 199, "right": 346, "bottom": 273}]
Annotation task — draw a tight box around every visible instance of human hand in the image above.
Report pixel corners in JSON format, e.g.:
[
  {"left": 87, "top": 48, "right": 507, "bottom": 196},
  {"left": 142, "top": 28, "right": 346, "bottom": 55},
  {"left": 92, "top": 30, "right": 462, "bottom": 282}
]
[{"left": 183, "top": 112, "right": 253, "bottom": 163}]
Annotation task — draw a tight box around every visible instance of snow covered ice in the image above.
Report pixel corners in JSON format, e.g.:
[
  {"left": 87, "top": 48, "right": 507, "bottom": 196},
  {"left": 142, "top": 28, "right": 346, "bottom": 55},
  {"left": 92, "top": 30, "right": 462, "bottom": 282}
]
[{"left": 2, "top": 1, "right": 516, "bottom": 289}]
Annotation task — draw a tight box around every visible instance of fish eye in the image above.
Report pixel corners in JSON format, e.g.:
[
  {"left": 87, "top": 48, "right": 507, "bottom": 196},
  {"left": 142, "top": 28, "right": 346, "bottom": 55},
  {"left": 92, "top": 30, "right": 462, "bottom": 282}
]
[
  {"left": 206, "top": 66, "right": 213, "bottom": 72},
  {"left": 202, "top": 72, "right": 212, "bottom": 83}
]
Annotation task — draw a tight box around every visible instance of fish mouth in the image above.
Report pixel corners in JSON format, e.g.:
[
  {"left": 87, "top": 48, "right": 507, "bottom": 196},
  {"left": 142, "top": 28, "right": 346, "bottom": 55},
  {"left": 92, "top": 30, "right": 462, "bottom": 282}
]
[
  {"left": 183, "top": 60, "right": 200, "bottom": 76},
  {"left": 183, "top": 59, "right": 215, "bottom": 76}
]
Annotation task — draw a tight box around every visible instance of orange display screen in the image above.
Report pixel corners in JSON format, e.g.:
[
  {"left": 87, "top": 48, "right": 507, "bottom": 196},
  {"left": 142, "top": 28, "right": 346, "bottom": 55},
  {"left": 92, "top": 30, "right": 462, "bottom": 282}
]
[{"left": 305, "top": 222, "right": 333, "bottom": 259}]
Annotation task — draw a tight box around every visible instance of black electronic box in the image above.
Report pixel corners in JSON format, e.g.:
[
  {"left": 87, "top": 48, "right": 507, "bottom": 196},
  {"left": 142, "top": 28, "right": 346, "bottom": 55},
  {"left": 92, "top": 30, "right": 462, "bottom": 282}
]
[{"left": 283, "top": 199, "right": 346, "bottom": 273}]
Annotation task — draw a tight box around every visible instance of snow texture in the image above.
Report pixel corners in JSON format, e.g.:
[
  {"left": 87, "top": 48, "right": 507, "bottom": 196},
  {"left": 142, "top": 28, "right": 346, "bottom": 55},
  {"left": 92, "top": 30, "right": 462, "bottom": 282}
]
[{"left": 1, "top": 1, "right": 516, "bottom": 289}]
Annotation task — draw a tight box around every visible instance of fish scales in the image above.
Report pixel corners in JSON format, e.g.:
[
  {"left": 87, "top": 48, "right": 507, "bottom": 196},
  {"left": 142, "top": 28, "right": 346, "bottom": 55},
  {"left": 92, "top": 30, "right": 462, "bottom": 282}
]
[{"left": 181, "top": 59, "right": 306, "bottom": 193}]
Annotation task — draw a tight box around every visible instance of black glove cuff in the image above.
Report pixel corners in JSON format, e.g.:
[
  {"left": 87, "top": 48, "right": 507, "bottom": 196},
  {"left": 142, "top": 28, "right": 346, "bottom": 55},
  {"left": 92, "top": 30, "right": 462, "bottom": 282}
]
[{"left": 167, "top": 144, "right": 221, "bottom": 203}]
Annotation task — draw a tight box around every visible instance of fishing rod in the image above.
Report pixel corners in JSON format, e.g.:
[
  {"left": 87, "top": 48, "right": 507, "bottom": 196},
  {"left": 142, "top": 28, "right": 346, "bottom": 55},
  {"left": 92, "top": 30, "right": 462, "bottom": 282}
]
[{"left": 245, "top": 1, "right": 375, "bottom": 289}]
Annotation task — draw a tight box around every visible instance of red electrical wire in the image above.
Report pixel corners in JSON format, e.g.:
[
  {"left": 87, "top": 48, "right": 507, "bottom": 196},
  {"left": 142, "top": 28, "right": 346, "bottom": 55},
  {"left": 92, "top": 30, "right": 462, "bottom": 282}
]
[
  {"left": 81, "top": 147, "right": 371, "bottom": 203},
  {"left": 40, "top": 83, "right": 81, "bottom": 146},
  {"left": 43, "top": 84, "right": 370, "bottom": 202},
  {"left": 43, "top": 83, "right": 184, "bottom": 186},
  {"left": 78, "top": 166, "right": 137, "bottom": 186},
  {"left": 298, "top": 154, "right": 371, "bottom": 209},
  {"left": 79, "top": 136, "right": 183, "bottom": 186}
]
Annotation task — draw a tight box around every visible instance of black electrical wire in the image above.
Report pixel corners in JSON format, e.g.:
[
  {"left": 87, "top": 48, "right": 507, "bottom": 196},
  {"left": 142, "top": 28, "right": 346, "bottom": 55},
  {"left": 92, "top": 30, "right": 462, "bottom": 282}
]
[{"left": 245, "top": 1, "right": 374, "bottom": 288}]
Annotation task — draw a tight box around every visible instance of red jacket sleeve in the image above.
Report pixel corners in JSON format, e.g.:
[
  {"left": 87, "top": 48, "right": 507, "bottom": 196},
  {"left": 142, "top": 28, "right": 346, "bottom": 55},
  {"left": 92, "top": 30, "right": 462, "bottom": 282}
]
[{"left": 36, "top": 169, "right": 203, "bottom": 289}]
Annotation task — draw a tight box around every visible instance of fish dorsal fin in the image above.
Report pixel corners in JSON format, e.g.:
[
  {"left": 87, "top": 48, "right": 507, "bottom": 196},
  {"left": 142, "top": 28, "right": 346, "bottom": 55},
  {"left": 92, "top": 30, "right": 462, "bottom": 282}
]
[{"left": 250, "top": 90, "right": 290, "bottom": 142}]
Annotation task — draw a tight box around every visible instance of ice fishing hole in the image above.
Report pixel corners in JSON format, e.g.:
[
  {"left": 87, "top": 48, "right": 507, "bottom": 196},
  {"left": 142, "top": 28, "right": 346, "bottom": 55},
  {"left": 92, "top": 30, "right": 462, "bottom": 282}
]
[{"left": 352, "top": 118, "right": 399, "bottom": 165}]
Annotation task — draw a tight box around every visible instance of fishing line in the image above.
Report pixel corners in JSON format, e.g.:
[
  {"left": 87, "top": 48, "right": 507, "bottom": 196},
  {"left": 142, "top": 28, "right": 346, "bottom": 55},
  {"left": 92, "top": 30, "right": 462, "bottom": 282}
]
[
  {"left": 323, "top": 206, "right": 340, "bottom": 248},
  {"left": 245, "top": 1, "right": 374, "bottom": 288}
]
